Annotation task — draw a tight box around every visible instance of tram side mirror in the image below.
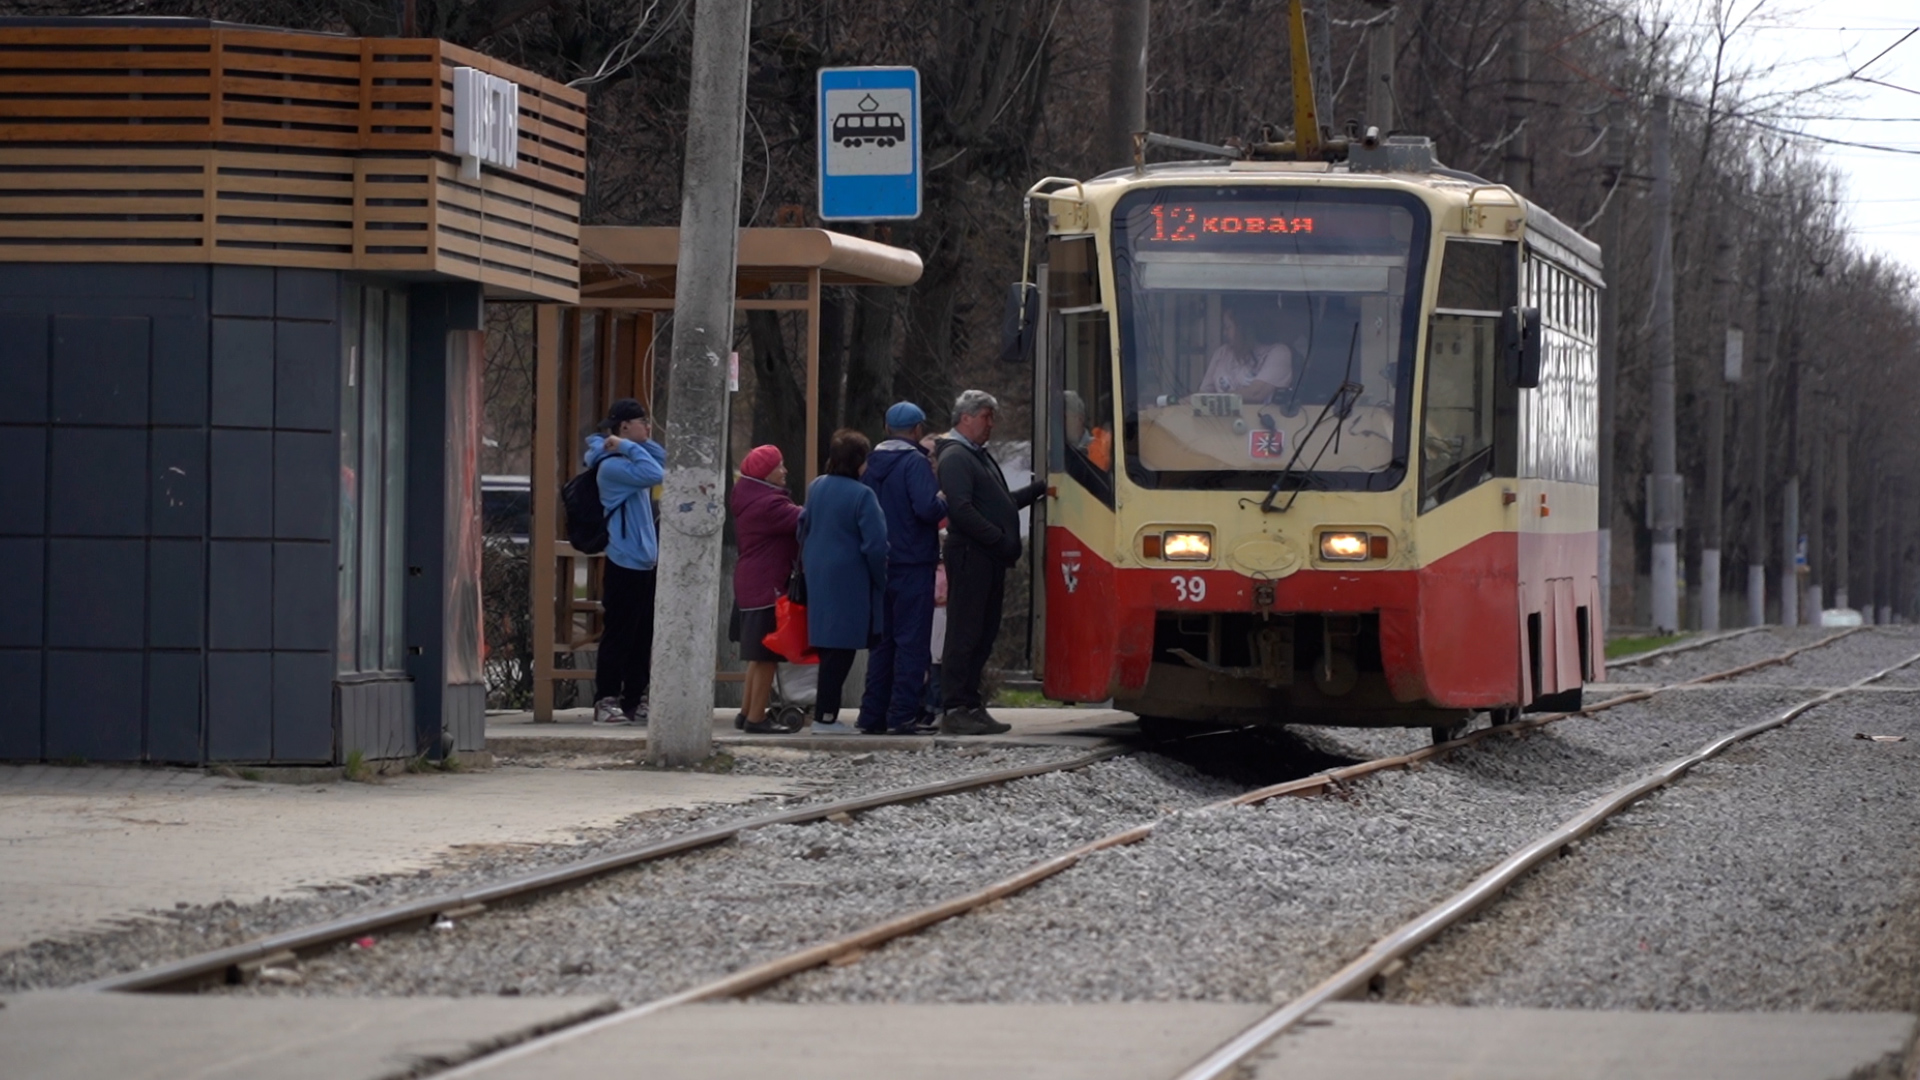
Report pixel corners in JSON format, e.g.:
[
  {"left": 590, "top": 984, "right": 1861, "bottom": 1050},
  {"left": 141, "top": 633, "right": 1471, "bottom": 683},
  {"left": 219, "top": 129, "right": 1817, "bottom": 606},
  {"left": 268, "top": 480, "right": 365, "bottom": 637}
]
[
  {"left": 1502, "top": 305, "right": 1543, "bottom": 388},
  {"left": 998, "top": 282, "right": 1039, "bottom": 365}
]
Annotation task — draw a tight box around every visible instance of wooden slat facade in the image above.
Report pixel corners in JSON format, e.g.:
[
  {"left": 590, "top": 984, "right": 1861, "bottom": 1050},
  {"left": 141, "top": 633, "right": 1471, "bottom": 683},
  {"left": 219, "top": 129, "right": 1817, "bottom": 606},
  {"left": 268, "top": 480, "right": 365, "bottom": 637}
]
[{"left": 0, "top": 21, "right": 586, "bottom": 301}]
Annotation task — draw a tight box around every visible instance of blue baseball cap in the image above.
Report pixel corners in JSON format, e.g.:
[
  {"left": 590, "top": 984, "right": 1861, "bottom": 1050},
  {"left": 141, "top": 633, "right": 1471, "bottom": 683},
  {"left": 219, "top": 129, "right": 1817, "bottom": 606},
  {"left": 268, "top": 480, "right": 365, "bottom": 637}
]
[{"left": 885, "top": 401, "right": 926, "bottom": 429}]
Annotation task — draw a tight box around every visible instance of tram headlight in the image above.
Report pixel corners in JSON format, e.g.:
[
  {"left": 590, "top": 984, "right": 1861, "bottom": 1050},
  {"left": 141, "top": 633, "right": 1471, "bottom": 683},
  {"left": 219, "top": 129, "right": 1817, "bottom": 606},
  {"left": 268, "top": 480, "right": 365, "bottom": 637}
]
[
  {"left": 1162, "top": 531, "right": 1212, "bottom": 561},
  {"left": 1320, "top": 532, "right": 1371, "bottom": 561}
]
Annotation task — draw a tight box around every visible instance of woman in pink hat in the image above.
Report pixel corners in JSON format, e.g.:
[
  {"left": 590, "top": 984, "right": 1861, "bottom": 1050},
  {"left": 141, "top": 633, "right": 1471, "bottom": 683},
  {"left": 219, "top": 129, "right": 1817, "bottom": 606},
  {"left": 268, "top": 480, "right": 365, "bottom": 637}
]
[{"left": 729, "top": 445, "right": 803, "bottom": 732}]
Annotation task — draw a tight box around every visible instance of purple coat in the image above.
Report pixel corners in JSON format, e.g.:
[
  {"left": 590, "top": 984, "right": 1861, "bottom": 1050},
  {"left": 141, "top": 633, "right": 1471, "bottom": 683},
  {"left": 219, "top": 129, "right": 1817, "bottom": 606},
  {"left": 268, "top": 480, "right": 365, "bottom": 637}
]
[{"left": 730, "top": 476, "right": 802, "bottom": 609}]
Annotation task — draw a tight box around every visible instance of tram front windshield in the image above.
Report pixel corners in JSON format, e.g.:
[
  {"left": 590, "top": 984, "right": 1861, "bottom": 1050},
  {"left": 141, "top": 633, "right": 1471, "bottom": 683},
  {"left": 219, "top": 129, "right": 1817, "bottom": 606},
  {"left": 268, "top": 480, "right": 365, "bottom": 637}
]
[{"left": 1112, "top": 187, "right": 1429, "bottom": 491}]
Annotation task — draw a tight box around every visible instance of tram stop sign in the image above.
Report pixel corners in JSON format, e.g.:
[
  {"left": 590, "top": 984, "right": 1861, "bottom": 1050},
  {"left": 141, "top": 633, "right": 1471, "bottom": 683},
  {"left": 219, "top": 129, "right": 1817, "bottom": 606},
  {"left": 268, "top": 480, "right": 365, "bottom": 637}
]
[{"left": 817, "top": 66, "right": 921, "bottom": 222}]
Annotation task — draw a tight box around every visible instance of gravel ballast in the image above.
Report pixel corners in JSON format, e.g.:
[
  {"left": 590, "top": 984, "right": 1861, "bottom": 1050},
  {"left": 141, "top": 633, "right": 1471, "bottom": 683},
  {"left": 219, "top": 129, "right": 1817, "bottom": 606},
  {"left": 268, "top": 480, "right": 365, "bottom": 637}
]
[
  {"left": 0, "top": 743, "right": 1089, "bottom": 992},
  {"left": 1389, "top": 638, "right": 1920, "bottom": 1013},
  {"left": 208, "top": 755, "right": 1239, "bottom": 1002},
  {"left": 767, "top": 679, "right": 1834, "bottom": 1004}
]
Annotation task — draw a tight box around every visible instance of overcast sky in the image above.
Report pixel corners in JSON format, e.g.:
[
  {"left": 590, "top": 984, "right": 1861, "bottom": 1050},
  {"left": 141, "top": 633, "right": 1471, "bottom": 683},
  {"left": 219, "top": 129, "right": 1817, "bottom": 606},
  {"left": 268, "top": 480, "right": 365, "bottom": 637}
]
[{"left": 1717, "top": 1, "right": 1919, "bottom": 273}]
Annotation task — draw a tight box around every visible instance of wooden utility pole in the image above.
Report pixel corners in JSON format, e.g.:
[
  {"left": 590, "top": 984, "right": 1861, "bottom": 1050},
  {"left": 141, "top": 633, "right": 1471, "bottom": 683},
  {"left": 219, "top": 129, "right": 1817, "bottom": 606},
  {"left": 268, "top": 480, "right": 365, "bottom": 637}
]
[
  {"left": 649, "top": 0, "right": 753, "bottom": 766},
  {"left": 1105, "top": 0, "right": 1149, "bottom": 169},
  {"left": 1646, "top": 95, "right": 1679, "bottom": 632}
]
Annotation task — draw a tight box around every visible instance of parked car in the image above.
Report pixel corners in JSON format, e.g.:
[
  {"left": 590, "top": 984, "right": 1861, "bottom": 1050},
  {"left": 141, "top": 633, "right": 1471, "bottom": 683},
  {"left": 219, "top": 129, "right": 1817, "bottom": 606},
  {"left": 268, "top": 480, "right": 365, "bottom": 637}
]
[{"left": 482, "top": 474, "right": 531, "bottom": 545}]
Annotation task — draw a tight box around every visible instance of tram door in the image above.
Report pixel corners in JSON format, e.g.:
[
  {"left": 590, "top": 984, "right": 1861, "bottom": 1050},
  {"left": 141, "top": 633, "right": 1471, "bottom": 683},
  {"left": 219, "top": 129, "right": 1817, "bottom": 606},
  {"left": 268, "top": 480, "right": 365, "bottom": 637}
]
[{"left": 1034, "top": 235, "right": 1119, "bottom": 699}]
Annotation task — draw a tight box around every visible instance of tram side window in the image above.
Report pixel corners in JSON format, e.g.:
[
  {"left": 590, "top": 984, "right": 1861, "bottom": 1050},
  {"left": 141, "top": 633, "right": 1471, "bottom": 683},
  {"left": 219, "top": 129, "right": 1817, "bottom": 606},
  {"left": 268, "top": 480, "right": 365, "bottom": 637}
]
[
  {"left": 1051, "top": 309, "right": 1115, "bottom": 504},
  {"left": 1422, "top": 240, "right": 1515, "bottom": 512}
]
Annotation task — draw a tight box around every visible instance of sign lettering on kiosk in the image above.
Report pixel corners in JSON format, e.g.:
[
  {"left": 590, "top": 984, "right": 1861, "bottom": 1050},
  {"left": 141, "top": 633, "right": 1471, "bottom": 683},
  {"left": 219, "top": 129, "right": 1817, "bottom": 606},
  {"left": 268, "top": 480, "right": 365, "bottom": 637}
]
[
  {"left": 453, "top": 67, "right": 520, "bottom": 180},
  {"left": 817, "top": 66, "right": 922, "bottom": 221}
]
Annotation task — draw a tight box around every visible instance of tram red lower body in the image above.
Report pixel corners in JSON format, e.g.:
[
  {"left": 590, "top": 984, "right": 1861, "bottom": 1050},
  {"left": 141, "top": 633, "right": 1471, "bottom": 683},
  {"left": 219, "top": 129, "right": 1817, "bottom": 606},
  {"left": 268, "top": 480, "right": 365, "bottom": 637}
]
[{"left": 1042, "top": 526, "right": 1602, "bottom": 711}]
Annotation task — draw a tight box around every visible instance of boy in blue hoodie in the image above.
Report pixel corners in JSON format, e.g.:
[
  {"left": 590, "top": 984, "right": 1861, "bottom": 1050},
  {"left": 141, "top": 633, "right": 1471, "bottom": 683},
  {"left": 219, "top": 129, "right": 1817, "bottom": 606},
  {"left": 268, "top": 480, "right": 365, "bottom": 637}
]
[
  {"left": 855, "top": 402, "right": 947, "bottom": 734},
  {"left": 584, "top": 398, "right": 666, "bottom": 725}
]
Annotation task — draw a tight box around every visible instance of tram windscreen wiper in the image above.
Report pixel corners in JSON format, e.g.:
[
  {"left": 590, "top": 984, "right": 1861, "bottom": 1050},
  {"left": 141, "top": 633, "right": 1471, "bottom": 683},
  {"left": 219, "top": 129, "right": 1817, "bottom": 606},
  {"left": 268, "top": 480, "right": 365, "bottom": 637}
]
[{"left": 1252, "top": 322, "right": 1362, "bottom": 514}]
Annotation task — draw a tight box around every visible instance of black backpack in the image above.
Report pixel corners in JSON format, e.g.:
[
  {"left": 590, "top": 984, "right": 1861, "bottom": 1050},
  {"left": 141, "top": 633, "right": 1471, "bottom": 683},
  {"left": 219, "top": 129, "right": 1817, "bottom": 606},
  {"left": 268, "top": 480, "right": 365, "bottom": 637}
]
[{"left": 561, "top": 459, "right": 613, "bottom": 554}]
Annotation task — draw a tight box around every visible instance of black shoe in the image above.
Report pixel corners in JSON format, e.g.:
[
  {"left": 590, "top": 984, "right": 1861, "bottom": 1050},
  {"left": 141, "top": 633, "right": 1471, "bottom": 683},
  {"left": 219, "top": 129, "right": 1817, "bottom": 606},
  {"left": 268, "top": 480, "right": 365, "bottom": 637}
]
[
  {"left": 741, "top": 715, "right": 784, "bottom": 734},
  {"left": 887, "top": 718, "right": 938, "bottom": 736},
  {"left": 938, "top": 707, "right": 1011, "bottom": 736},
  {"left": 733, "top": 712, "right": 748, "bottom": 730}
]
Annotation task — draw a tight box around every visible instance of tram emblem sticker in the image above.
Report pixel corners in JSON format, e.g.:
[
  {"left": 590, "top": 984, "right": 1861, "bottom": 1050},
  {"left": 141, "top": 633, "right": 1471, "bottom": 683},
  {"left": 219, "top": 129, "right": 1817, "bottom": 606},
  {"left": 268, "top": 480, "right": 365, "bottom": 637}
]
[
  {"left": 1060, "top": 550, "right": 1081, "bottom": 594},
  {"left": 818, "top": 67, "right": 921, "bottom": 220},
  {"left": 1250, "top": 430, "right": 1285, "bottom": 458}
]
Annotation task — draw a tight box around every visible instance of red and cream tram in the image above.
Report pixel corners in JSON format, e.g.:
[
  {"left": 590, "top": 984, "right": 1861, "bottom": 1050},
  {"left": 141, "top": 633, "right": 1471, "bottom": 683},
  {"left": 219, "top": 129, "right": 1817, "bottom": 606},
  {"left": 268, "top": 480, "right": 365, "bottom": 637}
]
[{"left": 1025, "top": 139, "right": 1603, "bottom": 736}]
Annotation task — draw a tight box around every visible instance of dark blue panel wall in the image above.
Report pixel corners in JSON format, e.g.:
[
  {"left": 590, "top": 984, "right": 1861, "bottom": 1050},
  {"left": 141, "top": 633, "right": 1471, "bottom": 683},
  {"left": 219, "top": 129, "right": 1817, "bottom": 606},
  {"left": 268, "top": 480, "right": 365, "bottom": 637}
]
[{"left": 0, "top": 264, "right": 345, "bottom": 763}]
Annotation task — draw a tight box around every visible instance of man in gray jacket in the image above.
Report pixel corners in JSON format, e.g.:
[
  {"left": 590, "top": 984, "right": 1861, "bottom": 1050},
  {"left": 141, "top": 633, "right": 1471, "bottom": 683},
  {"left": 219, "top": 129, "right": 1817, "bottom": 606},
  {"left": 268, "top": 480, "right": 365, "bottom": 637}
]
[{"left": 934, "top": 389, "right": 1046, "bottom": 735}]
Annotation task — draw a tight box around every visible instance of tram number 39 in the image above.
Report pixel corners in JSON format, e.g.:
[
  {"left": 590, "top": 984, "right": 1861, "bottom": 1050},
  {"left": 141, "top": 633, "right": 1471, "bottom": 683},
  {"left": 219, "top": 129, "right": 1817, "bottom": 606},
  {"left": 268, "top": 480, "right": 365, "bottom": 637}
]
[{"left": 1171, "top": 575, "right": 1207, "bottom": 603}]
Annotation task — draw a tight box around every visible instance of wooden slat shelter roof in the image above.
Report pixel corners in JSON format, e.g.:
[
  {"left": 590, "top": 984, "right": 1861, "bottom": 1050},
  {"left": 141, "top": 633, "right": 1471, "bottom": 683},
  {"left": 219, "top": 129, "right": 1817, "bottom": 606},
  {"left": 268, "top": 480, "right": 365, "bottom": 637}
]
[{"left": 576, "top": 226, "right": 924, "bottom": 300}]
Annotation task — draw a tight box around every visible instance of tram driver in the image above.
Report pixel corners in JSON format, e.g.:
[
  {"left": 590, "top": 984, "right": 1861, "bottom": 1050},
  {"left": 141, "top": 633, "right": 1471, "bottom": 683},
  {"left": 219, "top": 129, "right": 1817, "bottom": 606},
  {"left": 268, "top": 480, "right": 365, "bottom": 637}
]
[{"left": 1198, "top": 294, "right": 1294, "bottom": 404}]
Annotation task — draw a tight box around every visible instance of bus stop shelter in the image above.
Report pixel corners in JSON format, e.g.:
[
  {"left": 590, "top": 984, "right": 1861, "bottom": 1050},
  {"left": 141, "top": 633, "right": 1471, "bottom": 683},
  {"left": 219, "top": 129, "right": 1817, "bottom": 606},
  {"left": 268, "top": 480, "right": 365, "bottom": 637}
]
[{"left": 528, "top": 226, "right": 922, "bottom": 721}]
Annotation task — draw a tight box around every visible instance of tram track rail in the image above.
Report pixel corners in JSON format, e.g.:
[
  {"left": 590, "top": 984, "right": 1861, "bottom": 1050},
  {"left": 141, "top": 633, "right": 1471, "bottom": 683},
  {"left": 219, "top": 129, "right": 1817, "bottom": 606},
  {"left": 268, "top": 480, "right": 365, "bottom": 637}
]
[
  {"left": 76, "top": 745, "right": 1130, "bottom": 994},
  {"left": 431, "top": 627, "right": 1868, "bottom": 1078},
  {"left": 1173, "top": 638, "right": 1920, "bottom": 1080},
  {"left": 1605, "top": 625, "right": 1767, "bottom": 668}
]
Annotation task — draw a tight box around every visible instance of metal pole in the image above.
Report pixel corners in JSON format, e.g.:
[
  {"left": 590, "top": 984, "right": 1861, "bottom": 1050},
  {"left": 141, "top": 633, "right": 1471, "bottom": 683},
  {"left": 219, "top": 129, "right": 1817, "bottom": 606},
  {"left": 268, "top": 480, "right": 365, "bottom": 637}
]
[
  {"left": 1105, "top": 0, "right": 1149, "bottom": 169},
  {"left": 1365, "top": 4, "right": 1395, "bottom": 135},
  {"left": 1646, "top": 95, "right": 1679, "bottom": 633},
  {"left": 650, "top": 0, "right": 753, "bottom": 767}
]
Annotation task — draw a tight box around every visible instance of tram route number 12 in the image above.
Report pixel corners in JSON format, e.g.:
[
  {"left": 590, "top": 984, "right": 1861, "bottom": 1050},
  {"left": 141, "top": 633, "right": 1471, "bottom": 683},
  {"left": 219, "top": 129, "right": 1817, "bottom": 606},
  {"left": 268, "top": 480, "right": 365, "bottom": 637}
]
[{"left": 1172, "top": 575, "right": 1207, "bottom": 603}]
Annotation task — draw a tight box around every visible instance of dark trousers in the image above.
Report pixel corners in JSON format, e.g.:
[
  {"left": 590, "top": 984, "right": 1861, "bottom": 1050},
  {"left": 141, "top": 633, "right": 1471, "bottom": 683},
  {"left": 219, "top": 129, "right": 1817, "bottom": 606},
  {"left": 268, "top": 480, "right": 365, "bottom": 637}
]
[
  {"left": 815, "top": 647, "right": 857, "bottom": 722},
  {"left": 596, "top": 562, "right": 656, "bottom": 711},
  {"left": 857, "top": 563, "right": 936, "bottom": 731},
  {"left": 941, "top": 542, "right": 1006, "bottom": 710}
]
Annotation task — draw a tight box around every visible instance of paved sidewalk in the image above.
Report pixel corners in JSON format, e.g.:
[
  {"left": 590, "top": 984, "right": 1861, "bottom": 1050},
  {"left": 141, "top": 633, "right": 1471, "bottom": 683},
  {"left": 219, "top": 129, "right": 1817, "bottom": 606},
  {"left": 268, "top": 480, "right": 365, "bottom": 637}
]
[
  {"left": 488, "top": 707, "right": 1136, "bottom": 755},
  {"left": 0, "top": 764, "right": 801, "bottom": 951},
  {"left": 0, "top": 991, "right": 615, "bottom": 1080}
]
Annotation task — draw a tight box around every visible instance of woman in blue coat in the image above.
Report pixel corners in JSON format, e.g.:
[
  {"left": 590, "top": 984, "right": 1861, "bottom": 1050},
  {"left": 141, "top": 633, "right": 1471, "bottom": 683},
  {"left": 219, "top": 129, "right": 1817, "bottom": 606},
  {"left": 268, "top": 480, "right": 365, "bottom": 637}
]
[{"left": 799, "top": 429, "right": 889, "bottom": 734}]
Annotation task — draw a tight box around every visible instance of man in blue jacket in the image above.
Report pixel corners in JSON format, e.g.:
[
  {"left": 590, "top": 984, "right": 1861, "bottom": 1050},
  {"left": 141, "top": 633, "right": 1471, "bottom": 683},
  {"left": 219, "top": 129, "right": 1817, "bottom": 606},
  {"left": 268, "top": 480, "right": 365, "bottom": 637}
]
[
  {"left": 855, "top": 401, "right": 947, "bottom": 735},
  {"left": 584, "top": 398, "right": 666, "bottom": 726}
]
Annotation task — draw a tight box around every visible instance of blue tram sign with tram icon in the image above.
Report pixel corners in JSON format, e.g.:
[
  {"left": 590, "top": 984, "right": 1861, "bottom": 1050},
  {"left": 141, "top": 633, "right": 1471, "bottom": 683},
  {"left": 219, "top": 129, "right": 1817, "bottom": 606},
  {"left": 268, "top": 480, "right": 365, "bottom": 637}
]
[{"left": 817, "top": 66, "right": 921, "bottom": 221}]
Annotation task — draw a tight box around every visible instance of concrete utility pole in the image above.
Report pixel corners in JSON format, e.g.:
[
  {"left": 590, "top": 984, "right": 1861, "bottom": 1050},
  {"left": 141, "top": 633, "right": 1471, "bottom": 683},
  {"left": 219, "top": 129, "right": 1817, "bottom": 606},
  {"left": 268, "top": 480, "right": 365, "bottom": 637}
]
[
  {"left": 1306, "top": 0, "right": 1334, "bottom": 133},
  {"left": 1105, "top": 0, "right": 1149, "bottom": 169},
  {"left": 1834, "top": 413, "right": 1851, "bottom": 611},
  {"left": 649, "top": 0, "right": 753, "bottom": 767},
  {"left": 1646, "top": 95, "right": 1680, "bottom": 633},
  {"left": 1779, "top": 345, "right": 1801, "bottom": 627},
  {"left": 1748, "top": 241, "right": 1774, "bottom": 626},
  {"left": 1701, "top": 192, "right": 1737, "bottom": 632},
  {"left": 1503, "top": 0, "right": 1532, "bottom": 195},
  {"left": 1806, "top": 396, "right": 1826, "bottom": 618},
  {"left": 1595, "top": 63, "right": 1627, "bottom": 626},
  {"left": 1365, "top": 4, "right": 1395, "bottom": 135}
]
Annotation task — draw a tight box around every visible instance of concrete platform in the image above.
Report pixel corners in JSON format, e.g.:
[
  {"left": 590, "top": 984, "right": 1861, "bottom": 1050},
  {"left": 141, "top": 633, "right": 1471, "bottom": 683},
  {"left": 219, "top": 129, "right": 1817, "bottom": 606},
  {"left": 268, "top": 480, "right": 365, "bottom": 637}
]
[
  {"left": 0, "top": 991, "right": 614, "bottom": 1080},
  {"left": 0, "top": 764, "right": 802, "bottom": 951},
  {"left": 1252, "top": 1002, "right": 1919, "bottom": 1079},
  {"left": 458, "top": 1002, "right": 1918, "bottom": 1080},
  {"left": 486, "top": 707, "right": 1137, "bottom": 755}
]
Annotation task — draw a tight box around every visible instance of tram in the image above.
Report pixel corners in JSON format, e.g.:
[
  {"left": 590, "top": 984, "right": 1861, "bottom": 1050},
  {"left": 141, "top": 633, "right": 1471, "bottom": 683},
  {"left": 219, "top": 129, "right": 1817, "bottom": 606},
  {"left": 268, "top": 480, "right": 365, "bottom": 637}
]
[{"left": 1023, "top": 134, "right": 1603, "bottom": 737}]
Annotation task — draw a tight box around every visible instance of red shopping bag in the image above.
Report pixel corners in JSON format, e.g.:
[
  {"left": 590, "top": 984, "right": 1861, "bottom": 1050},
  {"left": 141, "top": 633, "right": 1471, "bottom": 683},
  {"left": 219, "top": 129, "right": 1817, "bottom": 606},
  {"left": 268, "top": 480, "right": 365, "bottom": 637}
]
[{"left": 762, "top": 593, "right": 819, "bottom": 664}]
